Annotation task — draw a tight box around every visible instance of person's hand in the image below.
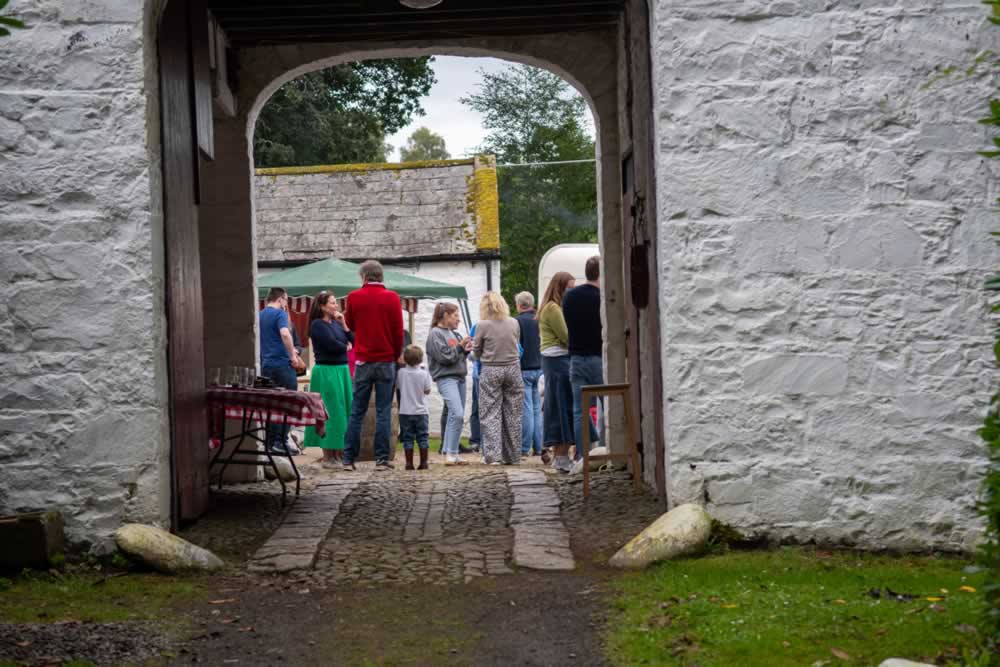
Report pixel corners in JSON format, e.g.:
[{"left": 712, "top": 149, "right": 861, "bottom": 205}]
[
  {"left": 291, "top": 355, "right": 306, "bottom": 372},
  {"left": 462, "top": 338, "right": 473, "bottom": 351},
  {"left": 333, "top": 311, "right": 345, "bottom": 325}
]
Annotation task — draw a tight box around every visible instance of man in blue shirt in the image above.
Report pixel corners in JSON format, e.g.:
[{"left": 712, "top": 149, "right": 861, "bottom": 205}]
[{"left": 259, "top": 287, "right": 305, "bottom": 455}]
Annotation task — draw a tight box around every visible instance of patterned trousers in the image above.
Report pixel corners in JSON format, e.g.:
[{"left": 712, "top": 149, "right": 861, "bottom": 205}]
[{"left": 479, "top": 364, "right": 524, "bottom": 464}]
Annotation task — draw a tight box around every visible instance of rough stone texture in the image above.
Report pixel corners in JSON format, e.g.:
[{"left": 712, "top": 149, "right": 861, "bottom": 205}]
[
  {"left": 115, "top": 523, "right": 225, "bottom": 573},
  {"left": 255, "top": 161, "right": 486, "bottom": 261},
  {"left": 507, "top": 470, "right": 575, "bottom": 570},
  {"left": 249, "top": 475, "right": 364, "bottom": 573},
  {"left": 651, "top": 1, "right": 1000, "bottom": 550},
  {"left": 608, "top": 503, "right": 711, "bottom": 569},
  {"left": 0, "top": 0, "right": 170, "bottom": 551}
]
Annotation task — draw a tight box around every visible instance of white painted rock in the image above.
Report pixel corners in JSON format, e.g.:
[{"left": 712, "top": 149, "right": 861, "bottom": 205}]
[
  {"left": 262, "top": 454, "right": 297, "bottom": 481},
  {"left": 609, "top": 503, "right": 712, "bottom": 569},
  {"left": 878, "top": 660, "right": 936, "bottom": 667},
  {"left": 569, "top": 447, "right": 610, "bottom": 474},
  {"left": 115, "top": 523, "right": 224, "bottom": 573}
]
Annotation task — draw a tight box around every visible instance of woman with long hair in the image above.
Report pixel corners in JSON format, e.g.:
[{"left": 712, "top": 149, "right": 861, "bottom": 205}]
[
  {"left": 425, "top": 302, "right": 472, "bottom": 466},
  {"left": 303, "top": 291, "right": 354, "bottom": 468},
  {"left": 538, "top": 272, "right": 576, "bottom": 473},
  {"left": 472, "top": 292, "right": 524, "bottom": 464}
]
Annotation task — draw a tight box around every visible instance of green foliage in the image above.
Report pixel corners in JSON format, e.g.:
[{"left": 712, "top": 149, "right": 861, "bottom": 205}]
[
  {"left": 400, "top": 126, "right": 450, "bottom": 162},
  {"left": 0, "top": 0, "right": 26, "bottom": 37},
  {"left": 607, "top": 548, "right": 987, "bottom": 667},
  {"left": 978, "top": 5, "right": 1000, "bottom": 660},
  {"left": 461, "top": 64, "right": 597, "bottom": 303},
  {"left": 254, "top": 58, "right": 436, "bottom": 167}
]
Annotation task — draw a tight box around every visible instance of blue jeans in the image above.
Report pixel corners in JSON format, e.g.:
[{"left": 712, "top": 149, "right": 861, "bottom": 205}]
[
  {"left": 469, "top": 375, "right": 481, "bottom": 446},
  {"left": 437, "top": 376, "right": 466, "bottom": 456},
  {"left": 261, "top": 364, "right": 297, "bottom": 451},
  {"left": 344, "top": 362, "right": 395, "bottom": 464},
  {"left": 399, "top": 414, "right": 429, "bottom": 450},
  {"left": 521, "top": 369, "right": 543, "bottom": 455},
  {"left": 570, "top": 355, "right": 603, "bottom": 460}
]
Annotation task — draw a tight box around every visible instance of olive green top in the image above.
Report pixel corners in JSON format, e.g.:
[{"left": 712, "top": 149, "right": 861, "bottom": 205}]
[{"left": 538, "top": 303, "right": 569, "bottom": 352}]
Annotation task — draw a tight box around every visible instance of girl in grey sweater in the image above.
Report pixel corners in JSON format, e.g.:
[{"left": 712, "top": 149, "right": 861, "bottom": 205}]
[{"left": 425, "top": 303, "right": 472, "bottom": 465}]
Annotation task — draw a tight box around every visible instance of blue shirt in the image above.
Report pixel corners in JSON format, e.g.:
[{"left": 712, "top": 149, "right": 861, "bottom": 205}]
[{"left": 260, "top": 306, "right": 290, "bottom": 368}]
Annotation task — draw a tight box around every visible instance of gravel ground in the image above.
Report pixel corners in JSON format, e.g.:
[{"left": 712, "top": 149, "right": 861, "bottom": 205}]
[{"left": 0, "top": 621, "right": 173, "bottom": 666}]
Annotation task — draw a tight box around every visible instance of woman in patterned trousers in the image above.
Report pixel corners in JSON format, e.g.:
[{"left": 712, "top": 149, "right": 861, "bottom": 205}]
[{"left": 472, "top": 292, "right": 524, "bottom": 464}]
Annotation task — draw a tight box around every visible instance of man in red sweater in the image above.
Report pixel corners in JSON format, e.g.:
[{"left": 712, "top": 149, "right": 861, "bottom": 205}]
[{"left": 343, "top": 260, "right": 405, "bottom": 471}]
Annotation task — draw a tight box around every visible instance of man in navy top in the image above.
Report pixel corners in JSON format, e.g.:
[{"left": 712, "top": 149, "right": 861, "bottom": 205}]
[
  {"left": 561, "top": 255, "right": 603, "bottom": 460},
  {"left": 515, "top": 292, "right": 543, "bottom": 456},
  {"left": 259, "top": 287, "right": 305, "bottom": 455}
]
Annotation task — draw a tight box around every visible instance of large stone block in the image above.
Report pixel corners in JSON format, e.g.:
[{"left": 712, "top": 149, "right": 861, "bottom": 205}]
[{"left": 0, "top": 511, "right": 65, "bottom": 570}]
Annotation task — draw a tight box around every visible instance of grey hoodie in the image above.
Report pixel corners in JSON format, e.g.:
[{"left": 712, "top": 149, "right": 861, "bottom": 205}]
[{"left": 425, "top": 327, "right": 469, "bottom": 381}]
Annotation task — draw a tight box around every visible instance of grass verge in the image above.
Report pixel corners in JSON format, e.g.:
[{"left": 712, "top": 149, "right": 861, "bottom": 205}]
[
  {"left": 606, "top": 547, "right": 987, "bottom": 666},
  {"left": 0, "top": 570, "right": 205, "bottom": 624}
]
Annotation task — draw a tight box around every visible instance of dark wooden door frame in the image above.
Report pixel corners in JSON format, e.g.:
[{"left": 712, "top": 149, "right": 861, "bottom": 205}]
[
  {"left": 621, "top": 0, "right": 667, "bottom": 507},
  {"left": 158, "top": 0, "right": 210, "bottom": 527}
]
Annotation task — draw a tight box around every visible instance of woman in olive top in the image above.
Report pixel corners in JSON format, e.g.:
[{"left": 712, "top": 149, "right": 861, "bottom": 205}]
[
  {"left": 538, "top": 272, "right": 576, "bottom": 473},
  {"left": 304, "top": 291, "right": 354, "bottom": 468},
  {"left": 472, "top": 292, "right": 524, "bottom": 465}
]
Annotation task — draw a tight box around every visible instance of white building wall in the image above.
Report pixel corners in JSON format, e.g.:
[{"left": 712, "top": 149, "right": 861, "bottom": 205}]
[
  {"left": 0, "top": 0, "right": 170, "bottom": 550},
  {"left": 651, "top": 1, "right": 1000, "bottom": 550}
]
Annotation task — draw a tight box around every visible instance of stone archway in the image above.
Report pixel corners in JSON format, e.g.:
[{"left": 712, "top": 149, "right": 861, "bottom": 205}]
[{"left": 196, "top": 34, "right": 631, "bottom": 454}]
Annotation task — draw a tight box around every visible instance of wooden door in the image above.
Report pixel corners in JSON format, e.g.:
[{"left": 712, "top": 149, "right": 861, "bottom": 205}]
[
  {"left": 159, "top": 0, "right": 210, "bottom": 524},
  {"left": 622, "top": 0, "right": 667, "bottom": 505}
]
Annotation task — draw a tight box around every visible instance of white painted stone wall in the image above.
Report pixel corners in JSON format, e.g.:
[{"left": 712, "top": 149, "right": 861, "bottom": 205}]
[
  {"left": 0, "top": 0, "right": 170, "bottom": 550},
  {"left": 651, "top": 1, "right": 1000, "bottom": 550}
]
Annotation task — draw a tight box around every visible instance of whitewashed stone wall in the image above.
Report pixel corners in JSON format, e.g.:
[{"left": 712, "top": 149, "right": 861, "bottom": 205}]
[
  {"left": 0, "top": 0, "right": 170, "bottom": 550},
  {"left": 651, "top": 1, "right": 1000, "bottom": 550},
  {"left": 255, "top": 162, "right": 482, "bottom": 262}
]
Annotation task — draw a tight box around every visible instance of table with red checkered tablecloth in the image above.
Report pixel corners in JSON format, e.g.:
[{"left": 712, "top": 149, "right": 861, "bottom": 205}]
[{"left": 207, "top": 387, "right": 329, "bottom": 503}]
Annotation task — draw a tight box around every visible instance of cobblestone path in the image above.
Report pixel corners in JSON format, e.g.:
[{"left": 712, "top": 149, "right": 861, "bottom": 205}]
[{"left": 240, "top": 453, "right": 664, "bottom": 585}]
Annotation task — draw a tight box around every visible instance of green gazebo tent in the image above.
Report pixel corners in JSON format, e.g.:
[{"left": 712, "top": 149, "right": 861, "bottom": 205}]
[{"left": 257, "top": 257, "right": 468, "bottom": 300}]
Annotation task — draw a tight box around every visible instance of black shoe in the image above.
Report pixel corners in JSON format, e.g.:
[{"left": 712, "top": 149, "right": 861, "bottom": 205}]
[
  {"left": 375, "top": 461, "right": 394, "bottom": 471},
  {"left": 342, "top": 461, "right": 356, "bottom": 472},
  {"left": 458, "top": 444, "right": 474, "bottom": 454}
]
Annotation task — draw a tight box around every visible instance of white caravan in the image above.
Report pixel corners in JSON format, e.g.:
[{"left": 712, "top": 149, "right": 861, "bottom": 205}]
[{"left": 537, "top": 243, "right": 600, "bottom": 301}]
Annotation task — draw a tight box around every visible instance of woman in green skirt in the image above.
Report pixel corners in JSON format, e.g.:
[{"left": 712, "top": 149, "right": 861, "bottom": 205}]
[{"left": 304, "top": 291, "right": 354, "bottom": 469}]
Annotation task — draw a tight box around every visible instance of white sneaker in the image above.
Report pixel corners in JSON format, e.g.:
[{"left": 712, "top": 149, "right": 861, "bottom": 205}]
[{"left": 445, "top": 455, "right": 463, "bottom": 466}]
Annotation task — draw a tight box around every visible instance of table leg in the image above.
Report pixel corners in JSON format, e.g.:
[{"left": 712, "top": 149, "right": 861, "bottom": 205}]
[
  {"left": 264, "top": 411, "right": 288, "bottom": 505},
  {"left": 582, "top": 389, "right": 592, "bottom": 500}
]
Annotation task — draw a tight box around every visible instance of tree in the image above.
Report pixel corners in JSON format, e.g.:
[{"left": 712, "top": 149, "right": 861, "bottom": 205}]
[
  {"left": 254, "top": 58, "right": 436, "bottom": 167},
  {"left": 461, "top": 64, "right": 597, "bottom": 304},
  {"left": 400, "top": 127, "right": 451, "bottom": 162},
  {"left": 0, "top": 0, "right": 25, "bottom": 37}
]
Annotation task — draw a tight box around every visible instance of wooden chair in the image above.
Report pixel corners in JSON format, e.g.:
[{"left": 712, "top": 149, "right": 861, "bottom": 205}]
[{"left": 580, "top": 382, "right": 642, "bottom": 498}]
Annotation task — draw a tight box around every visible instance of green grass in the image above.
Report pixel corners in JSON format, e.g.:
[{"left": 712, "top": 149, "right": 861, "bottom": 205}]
[
  {"left": 0, "top": 571, "right": 204, "bottom": 624},
  {"left": 606, "top": 547, "right": 987, "bottom": 666}
]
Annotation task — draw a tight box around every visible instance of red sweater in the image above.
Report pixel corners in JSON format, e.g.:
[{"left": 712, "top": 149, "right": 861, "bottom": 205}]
[{"left": 344, "top": 283, "right": 404, "bottom": 363}]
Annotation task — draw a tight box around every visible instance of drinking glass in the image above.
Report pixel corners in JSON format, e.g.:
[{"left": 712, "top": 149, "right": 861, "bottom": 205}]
[
  {"left": 206, "top": 367, "right": 221, "bottom": 387},
  {"left": 226, "top": 366, "right": 240, "bottom": 387},
  {"left": 240, "top": 367, "right": 255, "bottom": 388}
]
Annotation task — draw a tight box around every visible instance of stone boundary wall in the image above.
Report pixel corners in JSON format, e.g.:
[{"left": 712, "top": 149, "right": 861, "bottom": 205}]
[
  {"left": 0, "top": 0, "right": 170, "bottom": 551},
  {"left": 652, "top": 1, "right": 1000, "bottom": 551},
  {"left": 255, "top": 156, "right": 499, "bottom": 262}
]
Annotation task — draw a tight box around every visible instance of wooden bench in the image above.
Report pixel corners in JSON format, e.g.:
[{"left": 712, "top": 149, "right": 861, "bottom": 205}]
[{"left": 580, "top": 382, "right": 642, "bottom": 498}]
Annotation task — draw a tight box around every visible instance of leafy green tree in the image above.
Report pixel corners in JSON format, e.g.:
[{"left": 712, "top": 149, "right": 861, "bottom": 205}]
[
  {"left": 254, "top": 58, "right": 436, "bottom": 167},
  {"left": 461, "top": 64, "right": 597, "bottom": 304},
  {"left": 400, "top": 126, "right": 450, "bottom": 162}
]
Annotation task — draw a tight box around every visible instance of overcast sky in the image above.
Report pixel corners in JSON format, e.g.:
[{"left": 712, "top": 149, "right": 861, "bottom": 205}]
[{"left": 386, "top": 55, "right": 509, "bottom": 160}]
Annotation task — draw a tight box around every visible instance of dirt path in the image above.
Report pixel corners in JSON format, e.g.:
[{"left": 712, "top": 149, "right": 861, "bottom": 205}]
[{"left": 169, "top": 569, "right": 613, "bottom": 666}]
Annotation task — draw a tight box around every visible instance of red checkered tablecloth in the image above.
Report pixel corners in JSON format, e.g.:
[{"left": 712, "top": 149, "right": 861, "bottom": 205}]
[{"left": 207, "top": 387, "right": 329, "bottom": 448}]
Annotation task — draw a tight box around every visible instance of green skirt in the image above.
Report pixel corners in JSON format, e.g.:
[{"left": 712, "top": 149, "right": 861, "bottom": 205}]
[{"left": 304, "top": 363, "right": 352, "bottom": 450}]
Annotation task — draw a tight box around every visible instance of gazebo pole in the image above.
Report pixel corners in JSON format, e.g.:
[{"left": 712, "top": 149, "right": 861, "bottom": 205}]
[{"left": 408, "top": 307, "right": 415, "bottom": 339}]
